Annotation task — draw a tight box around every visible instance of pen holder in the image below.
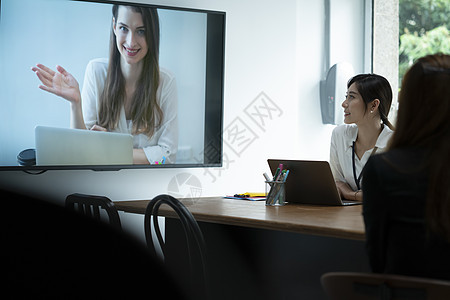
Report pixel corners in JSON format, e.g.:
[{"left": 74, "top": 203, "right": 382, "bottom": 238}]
[{"left": 265, "top": 180, "right": 286, "bottom": 206}]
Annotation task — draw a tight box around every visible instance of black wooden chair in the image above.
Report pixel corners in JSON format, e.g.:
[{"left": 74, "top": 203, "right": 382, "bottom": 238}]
[
  {"left": 321, "top": 272, "right": 450, "bottom": 300},
  {"left": 65, "top": 193, "right": 122, "bottom": 229},
  {"left": 145, "top": 194, "right": 208, "bottom": 300}
]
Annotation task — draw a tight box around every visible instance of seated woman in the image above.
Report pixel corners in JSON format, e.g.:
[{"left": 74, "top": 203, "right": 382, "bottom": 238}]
[
  {"left": 362, "top": 53, "right": 450, "bottom": 280},
  {"left": 330, "top": 74, "right": 394, "bottom": 201}
]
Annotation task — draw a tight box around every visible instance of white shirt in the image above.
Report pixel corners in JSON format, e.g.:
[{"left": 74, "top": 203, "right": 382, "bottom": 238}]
[
  {"left": 329, "top": 124, "right": 393, "bottom": 191},
  {"left": 81, "top": 58, "right": 178, "bottom": 164}
]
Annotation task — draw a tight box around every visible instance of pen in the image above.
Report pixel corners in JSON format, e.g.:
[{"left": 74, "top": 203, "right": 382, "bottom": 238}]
[
  {"left": 273, "top": 167, "right": 280, "bottom": 181},
  {"left": 263, "top": 172, "right": 271, "bottom": 182},
  {"left": 234, "top": 193, "right": 265, "bottom": 198},
  {"left": 282, "top": 170, "right": 290, "bottom": 182},
  {"left": 245, "top": 192, "right": 265, "bottom": 197},
  {"left": 275, "top": 164, "right": 284, "bottom": 181}
]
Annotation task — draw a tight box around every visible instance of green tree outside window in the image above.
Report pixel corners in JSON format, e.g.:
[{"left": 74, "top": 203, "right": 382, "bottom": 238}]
[{"left": 399, "top": 0, "right": 450, "bottom": 85}]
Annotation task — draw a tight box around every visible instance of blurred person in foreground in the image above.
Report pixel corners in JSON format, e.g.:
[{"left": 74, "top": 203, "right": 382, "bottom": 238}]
[{"left": 362, "top": 53, "right": 450, "bottom": 280}]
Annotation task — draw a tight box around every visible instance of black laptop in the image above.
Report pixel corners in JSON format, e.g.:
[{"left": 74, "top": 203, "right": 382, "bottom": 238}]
[{"left": 267, "top": 159, "right": 361, "bottom": 206}]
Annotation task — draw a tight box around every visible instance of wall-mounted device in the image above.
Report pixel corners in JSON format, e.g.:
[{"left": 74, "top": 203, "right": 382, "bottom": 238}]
[{"left": 320, "top": 62, "right": 355, "bottom": 125}]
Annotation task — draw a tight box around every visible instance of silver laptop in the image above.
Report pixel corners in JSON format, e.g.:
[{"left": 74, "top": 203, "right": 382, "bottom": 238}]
[
  {"left": 35, "top": 126, "right": 133, "bottom": 166},
  {"left": 267, "top": 159, "right": 361, "bottom": 206}
]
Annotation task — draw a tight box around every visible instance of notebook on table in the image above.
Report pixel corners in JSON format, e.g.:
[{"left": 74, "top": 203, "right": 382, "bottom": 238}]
[
  {"left": 35, "top": 126, "right": 133, "bottom": 166},
  {"left": 267, "top": 159, "right": 361, "bottom": 206}
]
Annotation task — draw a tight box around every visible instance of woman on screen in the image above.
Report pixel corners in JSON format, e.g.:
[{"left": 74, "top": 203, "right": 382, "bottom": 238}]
[
  {"left": 32, "top": 5, "right": 178, "bottom": 165},
  {"left": 362, "top": 54, "right": 450, "bottom": 279},
  {"left": 329, "top": 74, "right": 394, "bottom": 201}
]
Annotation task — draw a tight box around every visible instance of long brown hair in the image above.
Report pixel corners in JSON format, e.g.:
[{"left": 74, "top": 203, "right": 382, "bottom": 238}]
[
  {"left": 98, "top": 5, "right": 162, "bottom": 137},
  {"left": 389, "top": 53, "right": 450, "bottom": 241},
  {"left": 347, "top": 74, "right": 394, "bottom": 130}
]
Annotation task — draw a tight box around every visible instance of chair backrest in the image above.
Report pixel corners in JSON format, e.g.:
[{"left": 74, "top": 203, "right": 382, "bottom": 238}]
[
  {"left": 65, "top": 193, "right": 122, "bottom": 229},
  {"left": 321, "top": 272, "right": 450, "bottom": 300},
  {"left": 145, "top": 194, "right": 208, "bottom": 300}
]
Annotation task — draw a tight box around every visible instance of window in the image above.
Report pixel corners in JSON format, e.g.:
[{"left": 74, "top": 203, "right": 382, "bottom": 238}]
[{"left": 399, "top": 0, "right": 450, "bottom": 86}]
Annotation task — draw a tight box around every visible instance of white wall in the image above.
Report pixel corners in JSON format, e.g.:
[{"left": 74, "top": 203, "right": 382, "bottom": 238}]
[{"left": 0, "top": 0, "right": 367, "bottom": 241}]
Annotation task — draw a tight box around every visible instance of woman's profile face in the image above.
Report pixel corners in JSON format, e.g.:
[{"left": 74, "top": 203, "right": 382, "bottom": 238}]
[
  {"left": 342, "top": 83, "right": 367, "bottom": 125},
  {"left": 113, "top": 6, "right": 148, "bottom": 67}
]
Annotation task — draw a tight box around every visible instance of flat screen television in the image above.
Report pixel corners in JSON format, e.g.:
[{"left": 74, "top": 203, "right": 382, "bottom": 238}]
[{"left": 0, "top": 0, "right": 225, "bottom": 171}]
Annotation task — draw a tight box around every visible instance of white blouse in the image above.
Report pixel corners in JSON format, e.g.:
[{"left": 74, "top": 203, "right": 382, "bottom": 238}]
[
  {"left": 81, "top": 58, "right": 178, "bottom": 164},
  {"left": 329, "top": 124, "right": 393, "bottom": 191}
]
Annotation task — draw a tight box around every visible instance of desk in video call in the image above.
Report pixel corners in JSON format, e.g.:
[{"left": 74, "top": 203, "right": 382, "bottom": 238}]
[{"left": 115, "top": 197, "right": 369, "bottom": 300}]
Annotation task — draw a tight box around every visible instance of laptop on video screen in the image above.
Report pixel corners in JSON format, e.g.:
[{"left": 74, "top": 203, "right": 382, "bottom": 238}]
[
  {"left": 35, "top": 126, "right": 133, "bottom": 166},
  {"left": 267, "top": 159, "right": 361, "bottom": 206}
]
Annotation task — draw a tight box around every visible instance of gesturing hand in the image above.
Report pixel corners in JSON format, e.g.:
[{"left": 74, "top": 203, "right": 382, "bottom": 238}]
[{"left": 32, "top": 64, "right": 81, "bottom": 104}]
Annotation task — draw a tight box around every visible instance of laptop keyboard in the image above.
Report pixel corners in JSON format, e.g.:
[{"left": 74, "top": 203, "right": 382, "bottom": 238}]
[{"left": 342, "top": 200, "right": 362, "bottom": 206}]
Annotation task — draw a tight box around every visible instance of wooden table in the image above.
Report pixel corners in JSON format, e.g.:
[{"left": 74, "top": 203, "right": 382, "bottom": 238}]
[
  {"left": 114, "top": 196, "right": 365, "bottom": 240},
  {"left": 115, "top": 197, "right": 368, "bottom": 300}
]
